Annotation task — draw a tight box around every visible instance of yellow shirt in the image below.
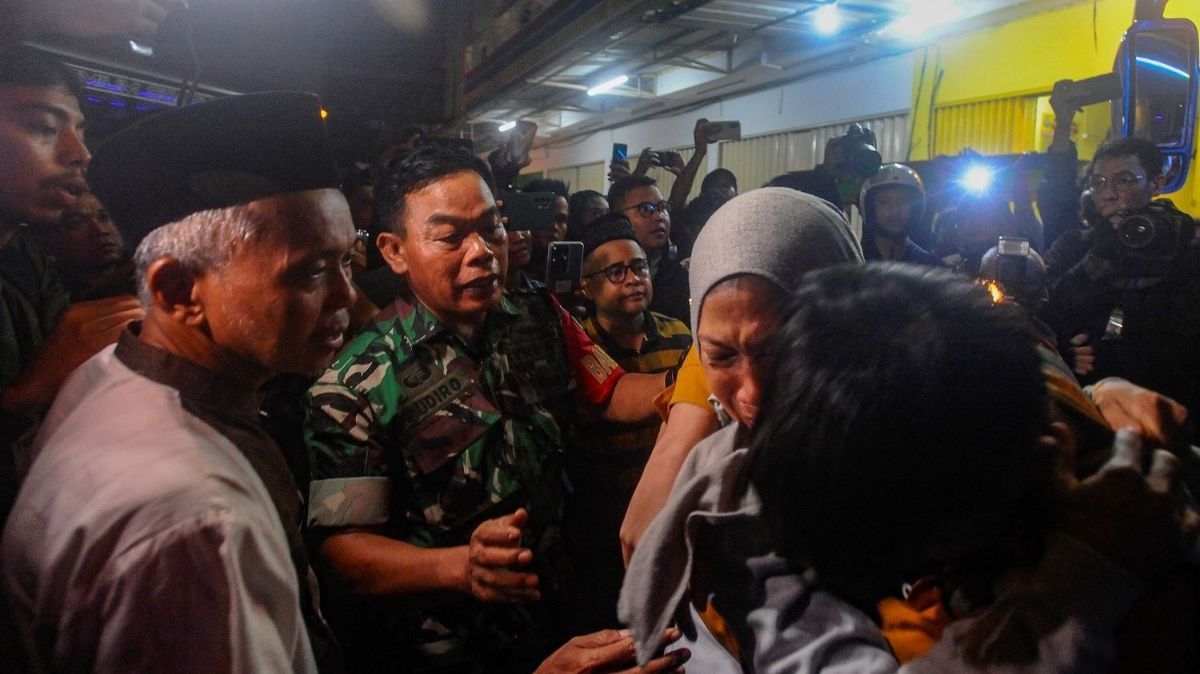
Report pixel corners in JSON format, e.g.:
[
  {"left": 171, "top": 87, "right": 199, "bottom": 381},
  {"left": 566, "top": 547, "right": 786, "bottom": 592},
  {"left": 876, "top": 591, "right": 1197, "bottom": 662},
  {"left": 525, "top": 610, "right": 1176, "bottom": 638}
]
[{"left": 653, "top": 345, "right": 713, "bottom": 420}]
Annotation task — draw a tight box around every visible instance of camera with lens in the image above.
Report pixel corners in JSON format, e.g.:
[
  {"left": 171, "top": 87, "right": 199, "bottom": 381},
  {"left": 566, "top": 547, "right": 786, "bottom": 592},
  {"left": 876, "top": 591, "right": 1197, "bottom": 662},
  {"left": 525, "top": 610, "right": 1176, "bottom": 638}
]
[
  {"left": 827, "top": 123, "right": 883, "bottom": 179},
  {"left": 1109, "top": 200, "right": 1193, "bottom": 262}
]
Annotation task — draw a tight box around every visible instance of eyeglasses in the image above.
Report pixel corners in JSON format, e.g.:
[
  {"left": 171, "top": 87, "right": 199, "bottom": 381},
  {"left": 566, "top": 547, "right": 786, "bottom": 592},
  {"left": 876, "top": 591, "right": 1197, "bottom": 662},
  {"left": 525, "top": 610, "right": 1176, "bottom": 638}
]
[
  {"left": 1085, "top": 171, "right": 1147, "bottom": 193},
  {"left": 585, "top": 258, "right": 651, "bottom": 284},
  {"left": 621, "top": 200, "right": 671, "bottom": 218}
]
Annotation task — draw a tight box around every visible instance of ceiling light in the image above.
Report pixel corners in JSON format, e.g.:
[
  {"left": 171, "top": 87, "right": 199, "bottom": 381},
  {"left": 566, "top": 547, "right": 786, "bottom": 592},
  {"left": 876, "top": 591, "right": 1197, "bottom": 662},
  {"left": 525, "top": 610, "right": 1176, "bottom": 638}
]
[
  {"left": 128, "top": 40, "right": 154, "bottom": 57},
  {"left": 891, "top": 0, "right": 963, "bottom": 38},
  {"left": 815, "top": 3, "right": 840, "bottom": 35},
  {"left": 498, "top": 120, "right": 517, "bottom": 132},
  {"left": 587, "top": 74, "right": 630, "bottom": 96}
]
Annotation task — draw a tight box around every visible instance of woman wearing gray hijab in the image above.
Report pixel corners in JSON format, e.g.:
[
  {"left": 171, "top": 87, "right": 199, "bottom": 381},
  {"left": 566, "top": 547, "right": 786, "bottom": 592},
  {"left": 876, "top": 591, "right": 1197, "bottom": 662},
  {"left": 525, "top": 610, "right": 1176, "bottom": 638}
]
[
  {"left": 617, "top": 187, "right": 862, "bottom": 671},
  {"left": 617, "top": 190, "right": 1158, "bottom": 674},
  {"left": 619, "top": 189, "right": 862, "bottom": 562}
]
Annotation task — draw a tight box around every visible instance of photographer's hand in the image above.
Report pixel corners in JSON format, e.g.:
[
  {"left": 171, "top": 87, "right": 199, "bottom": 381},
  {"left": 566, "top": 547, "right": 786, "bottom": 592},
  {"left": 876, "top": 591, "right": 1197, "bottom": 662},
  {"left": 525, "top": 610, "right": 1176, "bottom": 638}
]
[
  {"left": 1068, "top": 333, "right": 1096, "bottom": 377},
  {"left": 13, "top": 0, "right": 184, "bottom": 40},
  {"left": 609, "top": 159, "right": 632, "bottom": 183},
  {"left": 633, "top": 148, "right": 656, "bottom": 177},
  {"left": 1048, "top": 80, "right": 1080, "bottom": 154}
]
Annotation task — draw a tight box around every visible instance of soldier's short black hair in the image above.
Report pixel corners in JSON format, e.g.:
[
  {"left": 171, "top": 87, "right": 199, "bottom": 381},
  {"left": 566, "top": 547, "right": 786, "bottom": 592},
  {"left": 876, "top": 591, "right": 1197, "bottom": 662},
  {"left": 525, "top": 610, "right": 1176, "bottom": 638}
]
[
  {"left": 750, "top": 263, "right": 1049, "bottom": 615},
  {"left": 376, "top": 144, "right": 496, "bottom": 237},
  {"left": 0, "top": 45, "right": 84, "bottom": 102},
  {"left": 1092, "top": 136, "right": 1164, "bottom": 179},
  {"left": 523, "top": 178, "right": 569, "bottom": 198},
  {"left": 607, "top": 175, "right": 657, "bottom": 212}
]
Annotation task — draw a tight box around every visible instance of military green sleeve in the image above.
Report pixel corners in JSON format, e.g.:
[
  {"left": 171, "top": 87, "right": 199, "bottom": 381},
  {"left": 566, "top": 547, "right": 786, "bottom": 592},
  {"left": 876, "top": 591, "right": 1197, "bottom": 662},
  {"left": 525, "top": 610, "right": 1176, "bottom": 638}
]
[{"left": 304, "top": 372, "right": 392, "bottom": 530}]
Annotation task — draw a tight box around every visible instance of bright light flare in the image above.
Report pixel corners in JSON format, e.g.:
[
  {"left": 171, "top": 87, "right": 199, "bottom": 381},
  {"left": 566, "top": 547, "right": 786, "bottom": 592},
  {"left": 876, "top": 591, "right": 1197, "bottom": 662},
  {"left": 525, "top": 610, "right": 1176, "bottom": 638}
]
[
  {"left": 498, "top": 120, "right": 517, "bottom": 132},
  {"left": 815, "top": 3, "right": 840, "bottom": 35},
  {"left": 891, "top": 0, "right": 963, "bottom": 38},
  {"left": 981, "top": 280, "right": 1005, "bottom": 304},
  {"left": 960, "top": 164, "right": 994, "bottom": 193},
  {"left": 587, "top": 75, "right": 630, "bottom": 96}
]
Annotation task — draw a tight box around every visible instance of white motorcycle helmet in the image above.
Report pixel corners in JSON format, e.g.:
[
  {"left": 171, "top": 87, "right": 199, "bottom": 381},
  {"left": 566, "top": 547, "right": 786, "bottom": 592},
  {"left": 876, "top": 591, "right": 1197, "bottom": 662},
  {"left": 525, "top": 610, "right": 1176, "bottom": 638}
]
[{"left": 860, "top": 163, "right": 926, "bottom": 232}]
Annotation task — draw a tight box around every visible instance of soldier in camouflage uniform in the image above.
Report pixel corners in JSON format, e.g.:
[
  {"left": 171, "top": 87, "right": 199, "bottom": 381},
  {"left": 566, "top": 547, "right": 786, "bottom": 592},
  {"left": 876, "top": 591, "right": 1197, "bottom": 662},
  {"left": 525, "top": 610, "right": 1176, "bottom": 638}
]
[{"left": 303, "top": 146, "right": 677, "bottom": 674}]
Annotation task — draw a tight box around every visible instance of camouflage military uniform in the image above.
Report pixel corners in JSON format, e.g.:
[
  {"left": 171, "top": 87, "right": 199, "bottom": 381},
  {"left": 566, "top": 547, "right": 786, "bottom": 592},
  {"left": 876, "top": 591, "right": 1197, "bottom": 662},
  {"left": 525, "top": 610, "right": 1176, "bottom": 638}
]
[{"left": 304, "top": 287, "right": 622, "bottom": 674}]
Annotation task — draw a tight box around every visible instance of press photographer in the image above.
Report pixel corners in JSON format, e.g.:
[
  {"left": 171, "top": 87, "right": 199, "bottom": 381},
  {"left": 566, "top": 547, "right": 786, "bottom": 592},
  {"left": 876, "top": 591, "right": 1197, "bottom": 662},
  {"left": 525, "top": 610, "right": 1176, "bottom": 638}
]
[{"left": 1044, "top": 137, "right": 1200, "bottom": 420}]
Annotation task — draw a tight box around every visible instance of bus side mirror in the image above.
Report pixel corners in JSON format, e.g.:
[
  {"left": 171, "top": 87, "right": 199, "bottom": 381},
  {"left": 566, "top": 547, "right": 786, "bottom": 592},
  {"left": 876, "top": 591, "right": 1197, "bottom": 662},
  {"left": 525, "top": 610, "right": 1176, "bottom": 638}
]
[{"left": 1115, "top": 18, "right": 1199, "bottom": 192}]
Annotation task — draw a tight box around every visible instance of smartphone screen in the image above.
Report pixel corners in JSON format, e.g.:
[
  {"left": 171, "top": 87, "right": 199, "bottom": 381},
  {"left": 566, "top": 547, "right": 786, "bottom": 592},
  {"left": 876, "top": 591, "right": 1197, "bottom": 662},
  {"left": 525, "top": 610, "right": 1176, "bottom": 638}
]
[{"left": 612, "top": 143, "right": 628, "bottom": 163}]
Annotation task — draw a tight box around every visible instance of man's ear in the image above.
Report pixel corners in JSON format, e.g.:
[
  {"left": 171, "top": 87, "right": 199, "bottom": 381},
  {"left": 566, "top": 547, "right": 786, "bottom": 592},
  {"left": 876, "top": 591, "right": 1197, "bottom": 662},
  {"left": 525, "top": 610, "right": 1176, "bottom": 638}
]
[
  {"left": 144, "top": 257, "right": 205, "bottom": 326},
  {"left": 377, "top": 231, "right": 409, "bottom": 276},
  {"left": 579, "top": 274, "right": 595, "bottom": 300}
]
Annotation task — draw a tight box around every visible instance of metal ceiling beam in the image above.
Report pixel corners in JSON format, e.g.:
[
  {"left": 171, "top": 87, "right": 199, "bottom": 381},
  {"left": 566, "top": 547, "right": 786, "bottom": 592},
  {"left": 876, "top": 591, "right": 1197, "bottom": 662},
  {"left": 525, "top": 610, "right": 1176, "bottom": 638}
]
[
  {"left": 670, "top": 55, "right": 730, "bottom": 74},
  {"left": 515, "top": 27, "right": 723, "bottom": 119},
  {"left": 467, "top": 0, "right": 724, "bottom": 119}
]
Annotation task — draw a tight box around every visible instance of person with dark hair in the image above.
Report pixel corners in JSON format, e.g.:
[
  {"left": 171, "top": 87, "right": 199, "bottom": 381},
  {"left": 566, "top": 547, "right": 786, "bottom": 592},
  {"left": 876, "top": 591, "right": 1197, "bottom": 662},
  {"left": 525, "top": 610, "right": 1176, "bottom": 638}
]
[
  {"left": 764, "top": 169, "right": 843, "bottom": 210},
  {"left": 743, "top": 264, "right": 1195, "bottom": 672},
  {"left": 568, "top": 214, "right": 691, "bottom": 631},
  {"left": 27, "top": 190, "right": 135, "bottom": 300},
  {"left": 700, "top": 168, "right": 737, "bottom": 200},
  {"left": 303, "top": 143, "right": 686, "bottom": 674},
  {"left": 565, "top": 189, "right": 608, "bottom": 241},
  {"left": 1043, "top": 135, "right": 1200, "bottom": 419},
  {"left": 671, "top": 167, "right": 739, "bottom": 261},
  {"left": 0, "top": 45, "right": 143, "bottom": 524},
  {"left": 4, "top": 92, "right": 354, "bottom": 674},
  {"left": 754, "top": 265, "right": 1049, "bottom": 614},
  {"left": 521, "top": 178, "right": 569, "bottom": 281},
  {"left": 859, "top": 163, "right": 942, "bottom": 267},
  {"left": 607, "top": 175, "right": 689, "bottom": 324}
]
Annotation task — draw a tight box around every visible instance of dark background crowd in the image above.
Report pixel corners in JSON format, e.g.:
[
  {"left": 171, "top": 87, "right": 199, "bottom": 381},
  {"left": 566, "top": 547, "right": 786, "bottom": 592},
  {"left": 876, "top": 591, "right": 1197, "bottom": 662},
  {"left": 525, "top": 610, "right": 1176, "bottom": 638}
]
[{"left": 1, "top": 4, "right": 1200, "bottom": 674}]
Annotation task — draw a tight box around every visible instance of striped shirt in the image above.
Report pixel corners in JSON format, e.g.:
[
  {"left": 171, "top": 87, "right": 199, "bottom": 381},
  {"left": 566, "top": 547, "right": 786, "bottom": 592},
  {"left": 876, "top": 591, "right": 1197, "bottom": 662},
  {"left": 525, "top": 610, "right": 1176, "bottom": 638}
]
[
  {"left": 580, "top": 311, "right": 692, "bottom": 379},
  {"left": 567, "top": 310, "right": 692, "bottom": 629}
]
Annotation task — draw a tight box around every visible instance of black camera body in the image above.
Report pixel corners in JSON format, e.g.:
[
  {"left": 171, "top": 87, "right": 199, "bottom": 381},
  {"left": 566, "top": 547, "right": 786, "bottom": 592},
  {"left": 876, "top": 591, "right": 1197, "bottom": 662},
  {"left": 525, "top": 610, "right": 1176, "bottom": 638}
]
[
  {"left": 829, "top": 123, "right": 882, "bottom": 179},
  {"left": 1110, "top": 200, "right": 1193, "bottom": 262}
]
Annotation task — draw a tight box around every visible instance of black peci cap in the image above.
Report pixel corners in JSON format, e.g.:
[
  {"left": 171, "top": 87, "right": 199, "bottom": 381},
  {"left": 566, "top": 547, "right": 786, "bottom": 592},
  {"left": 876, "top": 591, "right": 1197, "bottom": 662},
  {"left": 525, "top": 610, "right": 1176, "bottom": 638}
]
[
  {"left": 578, "top": 212, "right": 640, "bottom": 260},
  {"left": 87, "top": 92, "right": 341, "bottom": 247}
]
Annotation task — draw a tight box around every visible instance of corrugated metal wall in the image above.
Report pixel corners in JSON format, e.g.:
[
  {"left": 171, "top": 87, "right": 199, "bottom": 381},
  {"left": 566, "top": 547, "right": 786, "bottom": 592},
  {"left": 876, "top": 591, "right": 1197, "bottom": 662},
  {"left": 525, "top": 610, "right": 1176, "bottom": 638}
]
[
  {"left": 629, "top": 147, "right": 710, "bottom": 203},
  {"left": 718, "top": 134, "right": 792, "bottom": 192},
  {"left": 540, "top": 113, "right": 910, "bottom": 200},
  {"left": 545, "top": 161, "right": 607, "bottom": 194},
  {"left": 717, "top": 113, "right": 910, "bottom": 190},
  {"left": 933, "top": 96, "right": 1038, "bottom": 156}
]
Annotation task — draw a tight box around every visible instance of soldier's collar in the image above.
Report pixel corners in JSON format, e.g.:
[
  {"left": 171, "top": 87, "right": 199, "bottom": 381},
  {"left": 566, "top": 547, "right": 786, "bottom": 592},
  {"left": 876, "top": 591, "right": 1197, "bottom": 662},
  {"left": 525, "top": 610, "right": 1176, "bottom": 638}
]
[
  {"left": 496, "top": 292, "right": 521, "bottom": 317},
  {"left": 392, "top": 288, "right": 522, "bottom": 347}
]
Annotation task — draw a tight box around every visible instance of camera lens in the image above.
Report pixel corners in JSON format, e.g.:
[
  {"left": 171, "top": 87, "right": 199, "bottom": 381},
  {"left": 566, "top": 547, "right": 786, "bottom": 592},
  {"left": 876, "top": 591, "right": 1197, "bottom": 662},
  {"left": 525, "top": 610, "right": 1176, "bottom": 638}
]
[
  {"left": 1116, "top": 214, "right": 1156, "bottom": 249},
  {"left": 853, "top": 146, "right": 883, "bottom": 178}
]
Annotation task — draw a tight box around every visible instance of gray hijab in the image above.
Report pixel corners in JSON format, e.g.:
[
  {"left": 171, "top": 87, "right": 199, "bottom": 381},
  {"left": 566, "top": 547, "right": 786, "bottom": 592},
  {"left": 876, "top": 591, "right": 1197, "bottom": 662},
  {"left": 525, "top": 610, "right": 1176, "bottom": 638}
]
[{"left": 688, "top": 187, "right": 863, "bottom": 334}]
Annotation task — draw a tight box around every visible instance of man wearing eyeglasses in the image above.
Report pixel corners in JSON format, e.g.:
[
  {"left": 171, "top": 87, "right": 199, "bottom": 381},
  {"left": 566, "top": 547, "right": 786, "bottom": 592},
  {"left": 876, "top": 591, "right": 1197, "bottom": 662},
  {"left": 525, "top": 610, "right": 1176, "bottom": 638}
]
[
  {"left": 569, "top": 214, "right": 691, "bottom": 631},
  {"left": 1044, "top": 136, "right": 1200, "bottom": 421},
  {"left": 608, "top": 176, "right": 690, "bottom": 324}
]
